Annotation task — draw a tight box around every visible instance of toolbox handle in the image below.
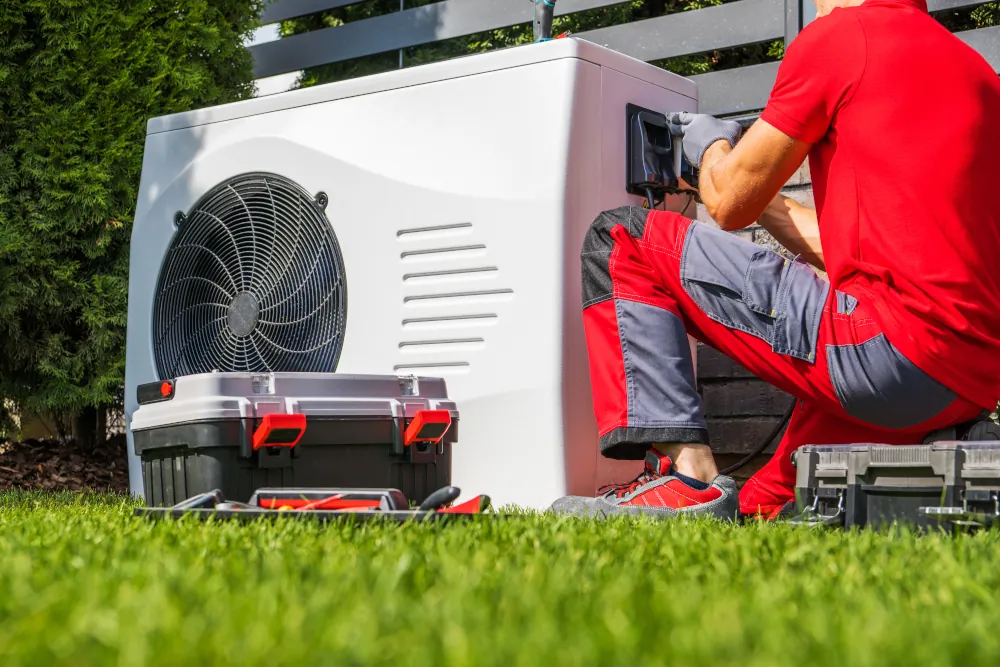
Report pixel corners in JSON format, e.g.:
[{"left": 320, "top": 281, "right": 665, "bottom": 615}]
[
  {"left": 253, "top": 413, "right": 307, "bottom": 450},
  {"left": 404, "top": 410, "right": 452, "bottom": 447}
]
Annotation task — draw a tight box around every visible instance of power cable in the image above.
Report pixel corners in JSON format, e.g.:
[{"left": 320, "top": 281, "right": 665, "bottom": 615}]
[{"left": 720, "top": 401, "right": 795, "bottom": 476}]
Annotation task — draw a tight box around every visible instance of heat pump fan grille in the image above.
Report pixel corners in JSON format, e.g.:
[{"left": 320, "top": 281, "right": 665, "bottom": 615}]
[{"left": 153, "top": 173, "right": 347, "bottom": 378}]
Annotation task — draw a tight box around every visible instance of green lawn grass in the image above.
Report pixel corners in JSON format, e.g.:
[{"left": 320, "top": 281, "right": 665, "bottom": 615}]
[{"left": 1, "top": 492, "right": 999, "bottom": 666}]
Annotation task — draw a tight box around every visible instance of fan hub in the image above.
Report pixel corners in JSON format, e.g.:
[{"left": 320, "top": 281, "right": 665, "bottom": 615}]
[{"left": 228, "top": 292, "right": 260, "bottom": 338}]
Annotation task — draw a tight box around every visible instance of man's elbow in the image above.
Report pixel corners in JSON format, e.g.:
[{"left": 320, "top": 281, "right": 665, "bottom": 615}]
[{"left": 706, "top": 201, "right": 753, "bottom": 231}]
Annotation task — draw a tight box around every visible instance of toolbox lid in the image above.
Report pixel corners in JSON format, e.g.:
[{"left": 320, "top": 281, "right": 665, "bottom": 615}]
[
  {"left": 130, "top": 372, "right": 457, "bottom": 432},
  {"left": 956, "top": 441, "right": 1000, "bottom": 478}
]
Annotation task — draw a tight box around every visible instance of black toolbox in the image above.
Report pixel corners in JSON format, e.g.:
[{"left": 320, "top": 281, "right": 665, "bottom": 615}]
[
  {"left": 130, "top": 373, "right": 458, "bottom": 506},
  {"left": 793, "top": 442, "right": 1000, "bottom": 530}
]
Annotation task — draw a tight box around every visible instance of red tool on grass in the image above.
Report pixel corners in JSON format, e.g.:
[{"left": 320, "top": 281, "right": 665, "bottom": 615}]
[{"left": 135, "top": 484, "right": 492, "bottom": 522}]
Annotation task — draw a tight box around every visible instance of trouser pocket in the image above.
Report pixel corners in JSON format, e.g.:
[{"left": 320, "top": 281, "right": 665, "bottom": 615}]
[{"left": 680, "top": 222, "right": 829, "bottom": 363}]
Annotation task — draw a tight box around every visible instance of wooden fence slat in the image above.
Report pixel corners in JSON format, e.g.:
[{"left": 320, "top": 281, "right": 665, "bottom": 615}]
[
  {"left": 261, "top": 0, "right": 367, "bottom": 25},
  {"left": 708, "top": 417, "right": 788, "bottom": 455},
  {"left": 261, "top": 0, "right": 628, "bottom": 25},
  {"left": 701, "top": 381, "right": 795, "bottom": 419},
  {"left": 251, "top": 0, "right": 780, "bottom": 79},
  {"left": 691, "top": 61, "right": 780, "bottom": 116},
  {"left": 252, "top": 2, "right": 999, "bottom": 128},
  {"left": 958, "top": 25, "right": 1000, "bottom": 71},
  {"left": 252, "top": 0, "right": 633, "bottom": 78},
  {"left": 578, "top": 0, "right": 783, "bottom": 63},
  {"left": 697, "top": 345, "right": 756, "bottom": 380}
]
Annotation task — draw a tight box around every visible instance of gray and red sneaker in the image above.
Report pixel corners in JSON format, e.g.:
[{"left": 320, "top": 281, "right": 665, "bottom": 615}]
[{"left": 549, "top": 449, "right": 738, "bottom": 520}]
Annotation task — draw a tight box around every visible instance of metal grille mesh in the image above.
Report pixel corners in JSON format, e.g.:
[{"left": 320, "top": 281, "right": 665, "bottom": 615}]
[{"left": 153, "top": 173, "right": 347, "bottom": 379}]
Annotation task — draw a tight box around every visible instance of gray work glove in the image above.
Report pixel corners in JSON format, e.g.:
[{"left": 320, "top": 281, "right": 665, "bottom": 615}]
[{"left": 666, "top": 112, "right": 743, "bottom": 170}]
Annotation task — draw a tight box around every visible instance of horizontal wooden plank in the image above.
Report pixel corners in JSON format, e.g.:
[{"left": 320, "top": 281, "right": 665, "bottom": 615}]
[
  {"left": 258, "top": 0, "right": 993, "bottom": 31},
  {"left": 578, "top": 0, "right": 782, "bottom": 63},
  {"left": 958, "top": 25, "right": 1000, "bottom": 71},
  {"left": 697, "top": 344, "right": 755, "bottom": 380},
  {"left": 252, "top": 2, "right": 997, "bottom": 146},
  {"left": 702, "top": 380, "right": 794, "bottom": 418},
  {"left": 706, "top": 16, "right": 997, "bottom": 115},
  {"left": 708, "top": 416, "right": 789, "bottom": 455},
  {"left": 691, "top": 61, "right": 779, "bottom": 116},
  {"left": 251, "top": 0, "right": 631, "bottom": 78},
  {"left": 261, "top": 0, "right": 640, "bottom": 23},
  {"left": 261, "top": 0, "right": 367, "bottom": 24}
]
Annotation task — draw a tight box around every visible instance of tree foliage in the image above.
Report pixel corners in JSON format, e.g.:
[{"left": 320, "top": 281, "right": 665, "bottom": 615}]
[
  {"left": 936, "top": 1, "right": 1000, "bottom": 30},
  {"left": 0, "top": 1, "right": 263, "bottom": 421},
  {"left": 280, "top": 0, "right": 784, "bottom": 88}
]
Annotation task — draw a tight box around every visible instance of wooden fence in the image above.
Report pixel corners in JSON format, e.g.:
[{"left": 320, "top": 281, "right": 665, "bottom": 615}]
[{"left": 250, "top": 0, "right": 1000, "bottom": 116}]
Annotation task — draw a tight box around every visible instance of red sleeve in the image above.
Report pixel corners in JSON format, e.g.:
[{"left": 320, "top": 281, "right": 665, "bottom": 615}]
[{"left": 760, "top": 10, "right": 868, "bottom": 144}]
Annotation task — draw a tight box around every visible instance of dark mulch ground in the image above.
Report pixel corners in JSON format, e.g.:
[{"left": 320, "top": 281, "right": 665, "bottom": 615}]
[
  {"left": 0, "top": 438, "right": 767, "bottom": 495},
  {"left": 0, "top": 436, "right": 129, "bottom": 493}
]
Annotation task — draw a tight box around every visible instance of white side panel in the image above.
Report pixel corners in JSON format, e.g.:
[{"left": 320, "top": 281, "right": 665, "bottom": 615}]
[{"left": 556, "top": 65, "right": 604, "bottom": 501}]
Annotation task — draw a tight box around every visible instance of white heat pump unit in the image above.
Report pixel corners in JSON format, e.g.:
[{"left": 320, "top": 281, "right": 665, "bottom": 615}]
[{"left": 126, "top": 38, "right": 698, "bottom": 509}]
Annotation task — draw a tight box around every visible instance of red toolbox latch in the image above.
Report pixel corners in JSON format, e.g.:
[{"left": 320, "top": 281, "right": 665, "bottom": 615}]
[
  {"left": 253, "top": 413, "right": 307, "bottom": 450},
  {"left": 404, "top": 410, "right": 452, "bottom": 447}
]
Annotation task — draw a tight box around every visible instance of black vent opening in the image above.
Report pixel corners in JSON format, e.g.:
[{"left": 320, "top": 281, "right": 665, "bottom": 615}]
[{"left": 153, "top": 173, "right": 347, "bottom": 378}]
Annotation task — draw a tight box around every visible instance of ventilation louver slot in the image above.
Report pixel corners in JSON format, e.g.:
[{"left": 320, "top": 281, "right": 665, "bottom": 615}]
[{"left": 153, "top": 173, "right": 347, "bottom": 378}]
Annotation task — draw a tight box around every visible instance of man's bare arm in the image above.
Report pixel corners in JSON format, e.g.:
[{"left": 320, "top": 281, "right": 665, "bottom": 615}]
[
  {"left": 695, "top": 119, "right": 813, "bottom": 232},
  {"left": 758, "top": 195, "right": 825, "bottom": 270},
  {"left": 667, "top": 114, "right": 823, "bottom": 267}
]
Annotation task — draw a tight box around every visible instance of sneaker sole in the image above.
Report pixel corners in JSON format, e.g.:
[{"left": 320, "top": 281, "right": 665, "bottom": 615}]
[{"left": 549, "top": 490, "right": 739, "bottom": 522}]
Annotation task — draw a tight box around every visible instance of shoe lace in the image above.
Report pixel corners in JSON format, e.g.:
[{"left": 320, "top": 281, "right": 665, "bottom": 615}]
[{"left": 597, "top": 468, "right": 660, "bottom": 499}]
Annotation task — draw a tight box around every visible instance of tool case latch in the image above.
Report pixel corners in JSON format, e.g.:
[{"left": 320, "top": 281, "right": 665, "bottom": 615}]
[
  {"left": 392, "top": 410, "right": 452, "bottom": 461},
  {"left": 251, "top": 414, "right": 306, "bottom": 468}
]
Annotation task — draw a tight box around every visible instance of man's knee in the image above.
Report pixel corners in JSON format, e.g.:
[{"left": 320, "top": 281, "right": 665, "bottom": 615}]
[{"left": 581, "top": 206, "right": 674, "bottom": 308}]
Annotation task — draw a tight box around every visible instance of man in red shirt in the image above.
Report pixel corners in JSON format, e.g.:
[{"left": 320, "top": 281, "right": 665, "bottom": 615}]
[{"left": 552, "top": 0, "right": 1000, "bottom": 519}]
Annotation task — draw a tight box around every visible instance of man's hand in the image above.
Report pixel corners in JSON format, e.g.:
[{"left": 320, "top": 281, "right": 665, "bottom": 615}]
[{"left": 666, "top": 112, "right": 743, "bottom": 169}]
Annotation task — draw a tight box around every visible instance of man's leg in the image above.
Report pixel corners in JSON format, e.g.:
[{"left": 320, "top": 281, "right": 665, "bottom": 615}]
[
  {"left": 579, "top": 207, "right": 714, "bottom": 467},
  {"left": 553, "top": 206, "right": 984, "bottom": 519},
  {"left": 577, "top": 204, "right": 836, "bottom": 473},
  {"left": 553, "top": 206, "right": 738, "bottom": 519}
]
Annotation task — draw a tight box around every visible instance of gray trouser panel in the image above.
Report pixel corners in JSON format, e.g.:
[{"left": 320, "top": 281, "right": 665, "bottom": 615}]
[
  {"left": 607, "top": 298, "right": 708, "bottom": 459},
  {"left": 826, "top": 334, "right": 957, "bottom": 429}
]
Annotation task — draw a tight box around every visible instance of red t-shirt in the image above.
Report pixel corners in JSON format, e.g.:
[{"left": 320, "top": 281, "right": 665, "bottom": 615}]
[{"left": 760, "top": 0, "right": 1000, "bottom": 410}]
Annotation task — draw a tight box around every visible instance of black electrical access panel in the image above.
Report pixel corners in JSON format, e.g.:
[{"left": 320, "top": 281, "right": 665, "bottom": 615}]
[{"left": 625, "top": 103, "right": 698, "bottom": 201}]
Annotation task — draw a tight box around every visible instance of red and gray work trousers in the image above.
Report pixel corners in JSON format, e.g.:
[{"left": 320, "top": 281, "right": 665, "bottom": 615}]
[{"left": 582, "top": 206, "right": 984, "bottom": 515}]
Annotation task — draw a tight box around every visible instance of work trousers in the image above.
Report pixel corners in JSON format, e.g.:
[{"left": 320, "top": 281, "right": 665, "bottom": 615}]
[{"left": 582, "top": 207, "right": 984, "bottom": 515}]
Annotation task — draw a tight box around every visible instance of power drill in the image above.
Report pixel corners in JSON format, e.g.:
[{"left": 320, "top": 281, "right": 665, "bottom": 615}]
[{"left": 533, "top": 0, "right": 556, "bottom": 42}]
